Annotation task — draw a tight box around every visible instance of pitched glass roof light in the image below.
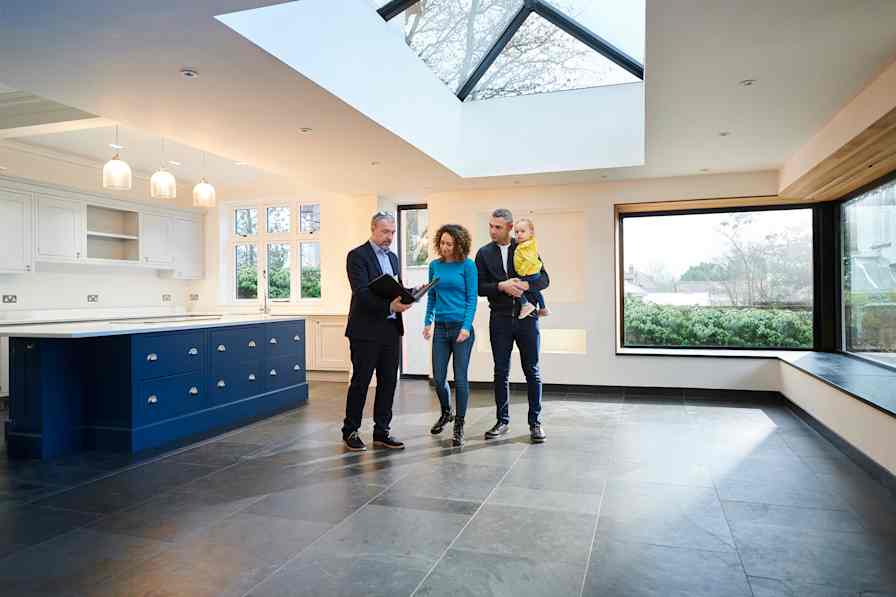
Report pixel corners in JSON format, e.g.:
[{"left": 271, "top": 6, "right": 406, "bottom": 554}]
[
  {"left": 376, "top": 0, "right": 644, "bottom": 101},
  {"left": 467, "top": 12, "right": 638, "bottom": 101}
]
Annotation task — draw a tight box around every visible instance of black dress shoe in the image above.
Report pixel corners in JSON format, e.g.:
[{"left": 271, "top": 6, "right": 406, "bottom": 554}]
[
  {"left": 530, "top": 424, "right": 546, "bottom": 443},
  {"left": 343, "top": 431, "right": 367, "bottom": 452},
  {"left": 431, "top": 410, "right": 454, "bottom": 435},
  {"left": 484, "top": 422, "right": 509, "bottom": 439},
  {"left": 373, "top": 435, "right": 405, "bottom": 450}
]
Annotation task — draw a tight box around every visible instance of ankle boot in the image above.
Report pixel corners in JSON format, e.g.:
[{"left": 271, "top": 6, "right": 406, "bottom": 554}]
[
  {"left": 452, "top": 416, "right": 465, "bottom": 447},
  {"left": 431, "top": 409, "right": 454, "bottom": 435}
]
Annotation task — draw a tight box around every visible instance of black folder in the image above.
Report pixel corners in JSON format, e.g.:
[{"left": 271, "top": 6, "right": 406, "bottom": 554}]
[{"left": 368, "top": 274, "right": 439, "bottom": 304}]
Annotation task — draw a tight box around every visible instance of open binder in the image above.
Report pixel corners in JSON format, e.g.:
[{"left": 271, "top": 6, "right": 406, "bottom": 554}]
[{"left": 368, "top": 274, "right": 439, "bottom": 305}]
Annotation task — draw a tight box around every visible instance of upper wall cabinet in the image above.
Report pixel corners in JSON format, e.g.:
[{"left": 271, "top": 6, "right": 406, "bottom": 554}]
[
  {"left": 140, "top": 213, "right": 174, "bottom": 266},
  {"left": 0, "top": 187, "right": 33, "bottom": 274},
  {"left": 171, "top": 216, "right": 204, "bottom": 279},
  {"left": 35, "top": 193, "right": 84, "bottom": 262}
]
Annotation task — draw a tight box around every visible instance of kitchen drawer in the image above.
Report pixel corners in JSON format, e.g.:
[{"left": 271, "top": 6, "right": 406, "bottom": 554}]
[
  {"left": 133, "top": 331, "right": 204, "bottom": 380},
  {"left": 210, "top": 325, "right": 265, "bottom": 368},
  {"left": 210, "top": 360, "right": 264, "bottom": 405},
  {"left": 266, "top": 354, "right": 306, "bottom": 392},
  {"left": 265, "top": 321, "right": 305, "bottom": 358},
  {"left": 135, "top": 372, "right": 205, "bottom": 425}
]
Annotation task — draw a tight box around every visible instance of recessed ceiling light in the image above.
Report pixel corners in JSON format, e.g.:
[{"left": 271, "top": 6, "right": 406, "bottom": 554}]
[
  {"left": 298, "top": 127, "right": 313, "bottom": 134},
  {"left": 719, "top": 131, "right": 731, "bottom": 137},
  {"left": 109, "top": 143, "right": 124, "bottom": 150},
  {"left": 739, "top": 79, "right": 756, "bottom": 86},
  {"left": 180, "top": 68, "right": 199, "bottom": 79},
  {"left": 167, "top": 160, "right": 181, "bottom": 167},
  {"left": 234, "top": 161, "right": 249, "bottom": 166}
]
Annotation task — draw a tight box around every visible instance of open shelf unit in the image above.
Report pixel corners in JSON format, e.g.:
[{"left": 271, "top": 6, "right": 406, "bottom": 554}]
[{"left": 85, "top": 205, "right": 140, "bottom": 261}]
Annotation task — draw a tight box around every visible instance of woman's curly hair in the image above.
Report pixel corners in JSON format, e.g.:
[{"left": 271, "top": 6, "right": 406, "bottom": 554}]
[{"left": 433, "top": 224, "right": 472, "bottom": 261}]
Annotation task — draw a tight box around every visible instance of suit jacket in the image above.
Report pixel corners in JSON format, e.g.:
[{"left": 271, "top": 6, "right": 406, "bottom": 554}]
[
  {"left": 475, "top": 239, "right": 550, "bottom": 317},
  {"left": 345, "top": 241, "right": 405, "bottom": 340}
]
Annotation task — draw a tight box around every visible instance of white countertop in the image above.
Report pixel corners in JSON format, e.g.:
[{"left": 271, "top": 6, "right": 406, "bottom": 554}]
[{"left": 0, "top": 314, "right": 308, "bottom": 339}]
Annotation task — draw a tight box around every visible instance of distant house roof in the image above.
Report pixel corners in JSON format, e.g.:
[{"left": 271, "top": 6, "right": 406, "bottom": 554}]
[{"left": 624, "top": 281, "right": 648, "bottom": 296}]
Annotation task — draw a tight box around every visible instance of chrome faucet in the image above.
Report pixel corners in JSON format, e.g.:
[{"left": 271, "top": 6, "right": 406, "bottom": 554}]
[{"left": 261, "top": 268, "right": 270, "bottom": 315}]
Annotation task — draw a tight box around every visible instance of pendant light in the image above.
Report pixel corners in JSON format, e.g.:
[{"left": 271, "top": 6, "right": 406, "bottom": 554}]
[
  {"left": 102, "top": 125, "right": 132, "bottom": 190},
  {"left": 150, "top": 137, "right": 177, "bottom": 199},
  {"left": 192, "top": 150, "right": 216, "bottom": 207}
]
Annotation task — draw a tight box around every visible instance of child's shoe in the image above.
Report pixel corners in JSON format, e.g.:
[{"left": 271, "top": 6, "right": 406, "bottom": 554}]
[
  {"left": 538, "top": 308, "right": 551, "bottom": 317},
  {"left": 518, "top": 303, "right": 536, "bottom": 319}
]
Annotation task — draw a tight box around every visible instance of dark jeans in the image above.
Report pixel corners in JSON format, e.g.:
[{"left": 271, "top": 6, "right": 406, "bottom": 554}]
[
  {"left": 517, "top": 273, "right": 546, "bottom": 309},
  {"left": 431, "top": 321, "right": 475, "bottom": 418},
  {"left": 342, "top": 323, "right": 400, "bottom": 439},
  {"left": 489, "top": 314, "right": 542, "bottom": 427}
]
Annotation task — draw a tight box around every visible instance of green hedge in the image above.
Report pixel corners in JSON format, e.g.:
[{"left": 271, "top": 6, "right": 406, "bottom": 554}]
[
  {"left": 623, "top": 296, "right": 812, "bottom": 348},
  {"left": 236, "top": 266, "right": 321, "bottom": 299}
]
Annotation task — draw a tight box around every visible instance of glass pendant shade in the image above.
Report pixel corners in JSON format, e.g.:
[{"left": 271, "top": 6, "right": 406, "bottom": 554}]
[
  {"left": 102, "top": 154, "right": 132, "bottom": 190},
  {"left": 192, "top": 178, "right": 216, "bottom": 207},
  {"left": 150, "top": 168, "right": 177, "bottom": 199}
]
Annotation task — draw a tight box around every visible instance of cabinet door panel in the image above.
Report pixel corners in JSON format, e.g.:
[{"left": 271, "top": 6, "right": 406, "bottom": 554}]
[
  {"left": 141, "top": 213, "right": 172, "bottom": 265},
  {"left": 0, "top": 188, "right": 32, "bottom": 273},
  {"left": 36, "top": 194, "right": 82, "bottom": 261}
]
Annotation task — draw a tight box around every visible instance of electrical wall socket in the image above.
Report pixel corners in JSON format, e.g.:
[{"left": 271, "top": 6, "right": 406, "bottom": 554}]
[
  {"left": 189, "top": 293, "right": 200, "bottom": 301},
  {"left": 87, "top": 294, "right": 99, "bottom": 303},
  {"left": 161, "top": 294, "right": 173, "bottom": 303},
  {"left": 2, "top": 295, "right": 17, "bottom": 304}
]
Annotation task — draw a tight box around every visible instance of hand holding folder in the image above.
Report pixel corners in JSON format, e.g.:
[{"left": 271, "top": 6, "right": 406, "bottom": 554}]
[{"left": 368, "top": 274, "right": 439, "bottom": 305}]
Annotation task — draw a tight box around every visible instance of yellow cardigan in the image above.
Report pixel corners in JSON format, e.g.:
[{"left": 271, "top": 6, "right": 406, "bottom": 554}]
[{"left": 514, "top": 238, "right": 542, "bottom": 276}]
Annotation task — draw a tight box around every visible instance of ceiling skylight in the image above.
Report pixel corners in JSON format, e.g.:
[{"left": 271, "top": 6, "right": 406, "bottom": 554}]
[
  {"left": 468, "top": 11, "right": 639, "bottom": 101},
  {"left": 376, "top": 0, "right": 644, "bottom": 101}
]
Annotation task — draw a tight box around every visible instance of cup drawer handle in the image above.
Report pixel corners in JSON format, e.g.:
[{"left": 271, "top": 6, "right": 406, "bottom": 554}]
[
  {"left": 147, "top": 395, "right": 158, "bottom": 405},
  {"left": 248, "top": 340, "right": 257, "bottom": 348},
  {"left": 248, "top": 373, "right": 256, "bottom": 381},
  {"left": 217, "top": 344, "right": 227, "bottom": 352},
  {"left": 269, "top": 337, "right": 278, "bottom": 345},
  {"left": 188, "top": 347, "right": 199, "bottom": 356},
  {"left": 146, "top": 353, "right": 158, "bottom": 362},
  {"left": 269, "top": 369, "right": 277, "bottom": 376},
  {"left": 293, "top": 364, "right": 301, "bottom": 371},
  {"left": 188, "top": 386, "right": 199, "bottom": 396},
  {"left": 217, "top": 380, "right": 226, "bottom": 389},
  {"left": 293, "top": 335, "right": 301, "bottom": 342}
]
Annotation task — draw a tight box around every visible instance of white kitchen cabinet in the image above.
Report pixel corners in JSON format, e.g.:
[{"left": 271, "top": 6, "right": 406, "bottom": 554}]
[
  {"left": 35, "top": 193, "right": 84, "bottom": 262},
  {"left": 140, "top": 212, "right": 173, "bottom": 266},
  {"left": 0, "top": 188, "right": 33, "bottom": 274},
  {"left": 312, "top": 318, "right": 351, "bottom": 371},
  {"left": 170, "top": 216, "right": 204, "bottom": 279}
]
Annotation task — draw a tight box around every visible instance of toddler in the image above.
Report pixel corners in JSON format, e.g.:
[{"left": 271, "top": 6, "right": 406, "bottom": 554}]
[{"left": 513, "top": 218, "right": 550, "bottom": 319}]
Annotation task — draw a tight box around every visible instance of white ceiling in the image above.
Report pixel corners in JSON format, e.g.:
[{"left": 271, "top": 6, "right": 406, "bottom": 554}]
[{"left": 0, "top": 0, "right": 894, "bottom": 194}]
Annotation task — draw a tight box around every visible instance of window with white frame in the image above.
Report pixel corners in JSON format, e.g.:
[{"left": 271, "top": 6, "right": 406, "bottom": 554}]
[{"left": 229, "top": 203, "right": 321, "bottom": 302}]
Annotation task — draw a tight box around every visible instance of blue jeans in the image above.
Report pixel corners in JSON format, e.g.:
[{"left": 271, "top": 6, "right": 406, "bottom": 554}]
[
  {"left": 431, "top": 321, "right": 475, "bottom": 418},
  {"left": 489, "top": 314, "right": 542, "bottom": 427},
  {"left": 517, "top": 273, "right": 546, "bottom": 309}
]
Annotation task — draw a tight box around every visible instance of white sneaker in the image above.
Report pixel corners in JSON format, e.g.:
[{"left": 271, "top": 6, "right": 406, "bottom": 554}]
[{"left": 518, "top": 303, "right": 536, "bottom": 319}]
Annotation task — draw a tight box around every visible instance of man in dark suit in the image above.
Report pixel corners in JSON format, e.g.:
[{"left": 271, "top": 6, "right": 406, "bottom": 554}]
[
  {"left": 341, "top": 211, "right": 412, "bottom": 451},
  {"left": 476, "top": 208, "right": 550, "bottom": 443}
]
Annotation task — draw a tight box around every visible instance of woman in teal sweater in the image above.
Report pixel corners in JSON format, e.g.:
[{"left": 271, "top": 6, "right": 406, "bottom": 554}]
[{"left": 423, "top": 224, "right": 478, "bottom": 446}]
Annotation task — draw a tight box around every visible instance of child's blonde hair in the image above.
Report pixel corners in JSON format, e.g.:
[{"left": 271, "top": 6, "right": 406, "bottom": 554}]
[{"left": 516, "top": 217, "right": 535, "bottom": 233}]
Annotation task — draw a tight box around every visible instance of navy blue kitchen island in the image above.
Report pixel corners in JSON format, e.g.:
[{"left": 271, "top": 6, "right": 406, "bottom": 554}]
[{"left": 1, "top": 316, "right": 308, "bottom": 460}]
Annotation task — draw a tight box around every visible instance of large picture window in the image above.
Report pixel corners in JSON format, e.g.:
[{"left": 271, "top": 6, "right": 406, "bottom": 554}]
[
  {"left": 842, "top": 178, "right": 896, "bottom": 366},
  {"left": 620, "top": 207, "right": 814, "bottom": 349},
  {"left": 228, "top": 203, "right": 321, "bottom": 303}
]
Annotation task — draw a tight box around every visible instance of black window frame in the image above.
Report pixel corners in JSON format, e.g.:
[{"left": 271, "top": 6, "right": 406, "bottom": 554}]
[
  {"left": 377, "top": 0, "right": 645, "bottom": 101},
  {"left": 832, "top": 169, "right": 896, "bottom": 372},
  {"left": 618, "top": 203, "right": 822, "bottom": 352}
]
